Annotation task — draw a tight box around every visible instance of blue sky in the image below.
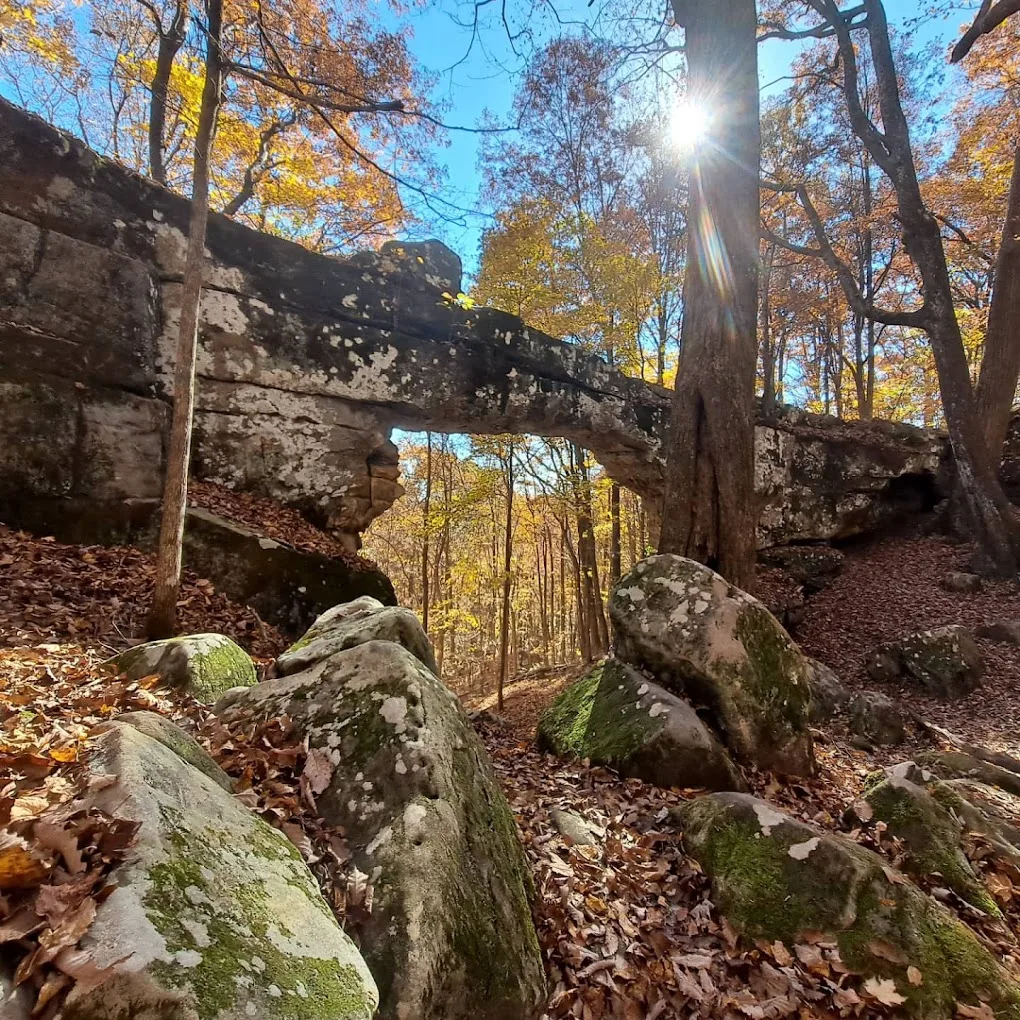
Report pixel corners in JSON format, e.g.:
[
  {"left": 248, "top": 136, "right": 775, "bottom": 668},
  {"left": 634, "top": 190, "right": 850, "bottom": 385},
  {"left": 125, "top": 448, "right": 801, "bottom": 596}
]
[{"left": 398, "top": 0, "right": 967, "bottom": 277}]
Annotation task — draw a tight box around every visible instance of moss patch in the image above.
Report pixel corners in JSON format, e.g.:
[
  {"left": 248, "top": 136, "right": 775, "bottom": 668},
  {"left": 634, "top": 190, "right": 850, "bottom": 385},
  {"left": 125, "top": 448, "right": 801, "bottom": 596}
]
[
  {"left": 143, "top": 815, "right": 375, "bottom": 1020},
  {"left": 681, "top": 793, "right": 1020, "bottom": 1019}
]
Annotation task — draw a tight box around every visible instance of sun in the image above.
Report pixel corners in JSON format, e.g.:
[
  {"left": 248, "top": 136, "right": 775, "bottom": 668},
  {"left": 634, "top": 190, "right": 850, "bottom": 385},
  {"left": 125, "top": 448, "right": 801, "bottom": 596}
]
[{"left": 668, "top": 99, "right": 712, "bottom": 152}]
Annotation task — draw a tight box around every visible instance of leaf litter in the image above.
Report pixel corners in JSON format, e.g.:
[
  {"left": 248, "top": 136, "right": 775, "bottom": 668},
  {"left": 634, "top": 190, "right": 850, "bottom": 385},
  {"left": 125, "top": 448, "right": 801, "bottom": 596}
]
[{"left": 5, "top": 519, "right": 1020, "bottom": 1016}]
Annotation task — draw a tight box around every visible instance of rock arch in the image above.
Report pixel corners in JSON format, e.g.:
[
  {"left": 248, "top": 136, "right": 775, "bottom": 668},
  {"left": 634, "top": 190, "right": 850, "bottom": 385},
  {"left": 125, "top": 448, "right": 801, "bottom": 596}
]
[{"left": 0, "top": 98, "right": 945, "bottom": 552}]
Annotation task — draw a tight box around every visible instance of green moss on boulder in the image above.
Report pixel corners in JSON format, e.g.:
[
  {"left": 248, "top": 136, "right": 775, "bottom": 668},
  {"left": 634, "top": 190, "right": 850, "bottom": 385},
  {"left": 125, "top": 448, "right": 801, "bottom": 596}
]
[
  {"left": 216, "top": 639, "right": 545, "bottom": 1020},
  {"left": 679, "top": 792, "right": 1020, "bottom": 1020},
  {"left": 63, "top": 722, "right": 378, "bottom": 1020},
  {"left": 864, "top": 776, "right": 1000, "bottom": 916},
  {"left": 105, "top": 633, "right": 256, "bottom": 704},
  {"left": 537, "top": 659, "right": 743, "bottom": 791},
  {"left": 608, "top": 555, "right": 814, "bottom": 776}
]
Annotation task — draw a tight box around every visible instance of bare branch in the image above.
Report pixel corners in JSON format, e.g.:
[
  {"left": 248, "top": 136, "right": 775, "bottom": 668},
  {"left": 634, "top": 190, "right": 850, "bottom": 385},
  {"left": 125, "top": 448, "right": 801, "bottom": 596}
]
[{"left": 951, "top": 0, "right": 1020, "bottom": 62}]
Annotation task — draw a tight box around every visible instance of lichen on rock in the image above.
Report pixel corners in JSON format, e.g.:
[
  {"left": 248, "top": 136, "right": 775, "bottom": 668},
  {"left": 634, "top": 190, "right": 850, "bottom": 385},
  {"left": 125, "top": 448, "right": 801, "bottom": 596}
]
[
  {"left": 216, "top": 639, "right": 545, "bottom": 1020},
  {"left": 104, "top": 633, "right": 256, "bottom": 704},
  {"left": 65, "top": 722, "right": 378, "bottom": 1020},
  {"left": 678, "top": 792, "right": 1020, "bottom": 1019},
  {"left": 276, "top": 595, "right": 437, "bottom": 676},
  {"left": 608, "top": 555, "right": 814, "bottom": 776},
  {"left": 536, "top": 658, "right": 743, "bottom": 791}
]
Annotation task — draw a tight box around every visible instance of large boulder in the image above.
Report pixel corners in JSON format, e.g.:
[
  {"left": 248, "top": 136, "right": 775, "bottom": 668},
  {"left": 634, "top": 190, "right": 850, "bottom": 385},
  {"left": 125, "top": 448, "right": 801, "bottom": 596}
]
[
  {"left": 758, "top": 544, "right": 844, "bottom": 594},
  {"left": 804, "top": 658, "right": 850, "bottom": 722},
  {"left": 678, "top": 792, "right": 1020, "bottom": 1019},
  {"left": 117, "top": 710, "right": 234, "bottom": 792},
  {"left": 536, "top": 658, "right": 744, "bottom": 791},
  {"left": 104, "top": 633, "right": 256, "bottom": 704},
  {"left": 863, "top": 775, "right": 998, "bottom": 914},
  {"left": 64, "top": 721, "right": 378, "bottom": 1020},
  {"left": 849, "top": 692, "right": 906, "bottom": 746},
  {"left": 276, "top": 596, "right": 436, "bottom": 676},
  {"left": 609, "top": 556, "right": 814, "bottom": 776},
  {"left": 865, "top": 625, "right": 982, "bottom": 698},
  {"left": 215, "top": 639, "right": 545, "bottom": 1020}
]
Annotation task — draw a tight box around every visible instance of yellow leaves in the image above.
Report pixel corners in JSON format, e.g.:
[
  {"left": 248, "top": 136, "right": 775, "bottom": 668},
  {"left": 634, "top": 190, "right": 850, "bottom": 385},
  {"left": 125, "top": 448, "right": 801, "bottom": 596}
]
[{"left": 0, "top": 831, "right": 50, "bottom": 891}]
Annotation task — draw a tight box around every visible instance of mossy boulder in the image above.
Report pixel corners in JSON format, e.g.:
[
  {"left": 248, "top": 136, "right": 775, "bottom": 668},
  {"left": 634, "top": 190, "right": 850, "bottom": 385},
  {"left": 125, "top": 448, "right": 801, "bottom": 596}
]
[
  {"left": 536, "top": 659, "right": 743, "bottom": 791},
  {"left": 215, "top": 639, "right": 544, "bottom": 1020},
  {"left": 678, "top": 792, "right": 1020, "bottom": 1019},
  {"left": 849, "top": 692, "right": 906, "bottom": 746},
  {"left": 863, "top": 776, "right": 999, "bottom": 915},
  {"left": 865, "top": 626, "right": 982, "bottom": 698},
  {"left": 64, "top": 722, "right": 378, "bottom": 1020},
  {"left": 104, "top": 633, "right": 256, "bottom": 704},
  {"left": 117, "top": 710, "right": 233, "bottom": 792},
  {"left": 608, "top": 555, "right": 814, "bottom": 776},
  {"left": 276, "top": 596, "right": 437, "bottom": 677}
]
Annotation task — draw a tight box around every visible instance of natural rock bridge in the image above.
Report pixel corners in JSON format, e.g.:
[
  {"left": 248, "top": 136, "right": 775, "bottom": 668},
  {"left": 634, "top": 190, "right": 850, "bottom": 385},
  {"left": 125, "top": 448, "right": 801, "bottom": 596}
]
[{"left": 0, "top": 98, "right": 946, "bottom": 552}]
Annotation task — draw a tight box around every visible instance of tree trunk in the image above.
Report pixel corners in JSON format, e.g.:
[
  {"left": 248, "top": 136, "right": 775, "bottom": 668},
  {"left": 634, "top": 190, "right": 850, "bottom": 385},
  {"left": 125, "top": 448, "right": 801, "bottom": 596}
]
[
  {"left": 147, "top": 0, "right": 224, "bottom": 638},
  {"left": 658, "top": 0, "right": 760, "bottom": 590},
  {"left": 148, "top": 2, "right": 188, "bottom": 185},
  {"left": 975, "top": 143, "right": 1020, "bottom": 463},
  {"left": 760, "top": 242, "right": 777, "bottom": 417},
  {"left": 421, "top": 432, "right": 432, "bottom": 633},
  {"left": 856, "top": 0, "right": 1019, "bottom": 574},
  {"left": 497, "top": 445, "right": 513, "bottom": 712},
  {"left": 609, "top": 483, "right": 622, "bottom": 583}
]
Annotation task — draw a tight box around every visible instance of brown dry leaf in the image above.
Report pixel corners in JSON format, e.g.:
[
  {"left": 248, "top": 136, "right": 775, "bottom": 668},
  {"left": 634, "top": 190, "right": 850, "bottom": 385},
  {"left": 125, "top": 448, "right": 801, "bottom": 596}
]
[
  {"left": 907, "top": 966, "right": 924, "bottom": 986},
  {"left": 33, "top": 820, "right": 84, "bottom": 875},
  {"left": 0, "top": 831, "right": 51, "bottom": 890},
  {"left": 867, "top": 939, "right": 909, "bottom": 966},
  {"left": 955, "top": 1003, "right": 997, "bottom": 1019}
]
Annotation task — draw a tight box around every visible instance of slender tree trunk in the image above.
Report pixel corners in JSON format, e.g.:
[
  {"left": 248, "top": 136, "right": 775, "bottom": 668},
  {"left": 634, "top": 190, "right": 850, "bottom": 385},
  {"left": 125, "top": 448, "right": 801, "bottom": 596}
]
[
  {"left": 497, "top": 446, "right": 514, "bottom": 712},
  {"left": 858, "top": 0, "right": 1019, "bottom": 573},
  {"left": 975, "top": 143, "right": 1020, "bottom": 463},
  {"left": 148, "top": 2, "right": 188, "bottom": 185},
  {"left": 147, "top": 0, "right": 224, "bottom": 638},
  {"left": 760, "top": 243, "right": 777, "bottom": 417},
  {"left": 658, "top": 0, "right": 760, "bottom": 590},
  {"left": 421, "top": 432, "right": 432, "bottom": 633},
  {"left": 610, "top": 483, "right": 622, "bottom": 583}
]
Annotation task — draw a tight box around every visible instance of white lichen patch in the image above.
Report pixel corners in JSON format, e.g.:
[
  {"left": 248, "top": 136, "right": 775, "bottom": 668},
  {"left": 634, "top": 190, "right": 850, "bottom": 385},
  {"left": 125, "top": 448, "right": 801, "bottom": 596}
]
[
  {"left": 787, "top": 837, "right": 821, "bottom": 860},
  {"left": 380, "top": 696, "right": 408, "bottom": 732},
  {"left": 752, "top": 802, "right": 787, "bottom": 836}
]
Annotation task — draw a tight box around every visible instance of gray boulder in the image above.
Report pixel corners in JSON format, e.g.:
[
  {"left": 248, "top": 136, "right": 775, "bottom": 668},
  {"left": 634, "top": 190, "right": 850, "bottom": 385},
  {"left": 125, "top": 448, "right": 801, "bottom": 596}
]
[
  {"left": 678, "top": 792, "right": 1020, "bottom": 1019},
  {"left": 216, "top": 640, "right": 545, "bottom": 1020},
  {"left": 104, "top": 633, "right": 256, "bottom": 704},
  {"left": 276, "top": 596, "right": 437, "bottom": 677},
  {"left": 977, "top": 620, "right": 1020, "bottom": 645},
  {"left": 865, "top": 625, "right": 982, "bottom": 698},
  {"left": 117, "top": 710, "right": 233, "bottom": 792},
  {"left": 849, "top": 692, "right": 906, "bottom": 746},
  {"left": 0, "top": 973, "right": 29, "bottom": 1020},
  {"left": 609, "top": 556, "right": 814, "bottom": 776},
  {"left": 536, "top": 659, "right": 744, "bottom": 791},
  {"left": 805, "top": 659, "right": 850, "bottom": 721},
  {"left": 758, "top": 544, "right": 844, "bottom": 593},
  {"left": 63, "top": 722, "right": 378, "bottom": 1020},
  {"left": 942, "top": 571, "right": 982, "bottom": 593}
]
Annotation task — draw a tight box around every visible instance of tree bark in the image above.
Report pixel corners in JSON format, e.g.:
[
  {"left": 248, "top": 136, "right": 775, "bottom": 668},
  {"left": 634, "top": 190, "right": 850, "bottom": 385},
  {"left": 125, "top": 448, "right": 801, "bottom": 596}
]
[
  {"left": 147, "top": 1, "right": 189, "bottom": 185},
  {"left": 147, "top": 0, "right": 223, "bottom": 638},
  {"left": 497, "top": 444, "right": 514, "bottom": 712},
  {"left": 975, "top": 144, "right": 1020, "bottom": 463},
  {"left": 658, "top": 0, "right": 760, "bottom": 590}
]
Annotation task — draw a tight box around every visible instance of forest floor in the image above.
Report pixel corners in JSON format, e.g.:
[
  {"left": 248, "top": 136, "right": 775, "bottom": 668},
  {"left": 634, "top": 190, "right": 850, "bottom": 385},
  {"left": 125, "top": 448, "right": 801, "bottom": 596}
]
[{"left": 3, "top": 503, "right": 1020, "bottom": 1018}]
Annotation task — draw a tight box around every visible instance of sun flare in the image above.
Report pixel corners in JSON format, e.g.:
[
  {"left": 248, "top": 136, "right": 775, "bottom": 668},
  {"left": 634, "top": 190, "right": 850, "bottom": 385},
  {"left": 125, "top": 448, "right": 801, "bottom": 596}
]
[{"left": 668, "top": 99, "right": 712, "bottom": 151}]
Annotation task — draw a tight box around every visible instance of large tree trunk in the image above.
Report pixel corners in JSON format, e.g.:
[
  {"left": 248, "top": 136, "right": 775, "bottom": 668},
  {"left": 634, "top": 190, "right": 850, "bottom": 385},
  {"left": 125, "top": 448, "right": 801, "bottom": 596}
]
[
  {"left": 147, "top": 0, "right": 223, "bottom": 638},
  {"left": 975, "top": 144, "right": 1020, "bottom": 463},
  {"left": 658, "top": 0, "right": 760, "bottom": 590},
  {"left": 497, "top": 445, "right": 514, "bottom": 712},
  {"left": 859, "top": 0, "right": 1019, "bottom": 574}
]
